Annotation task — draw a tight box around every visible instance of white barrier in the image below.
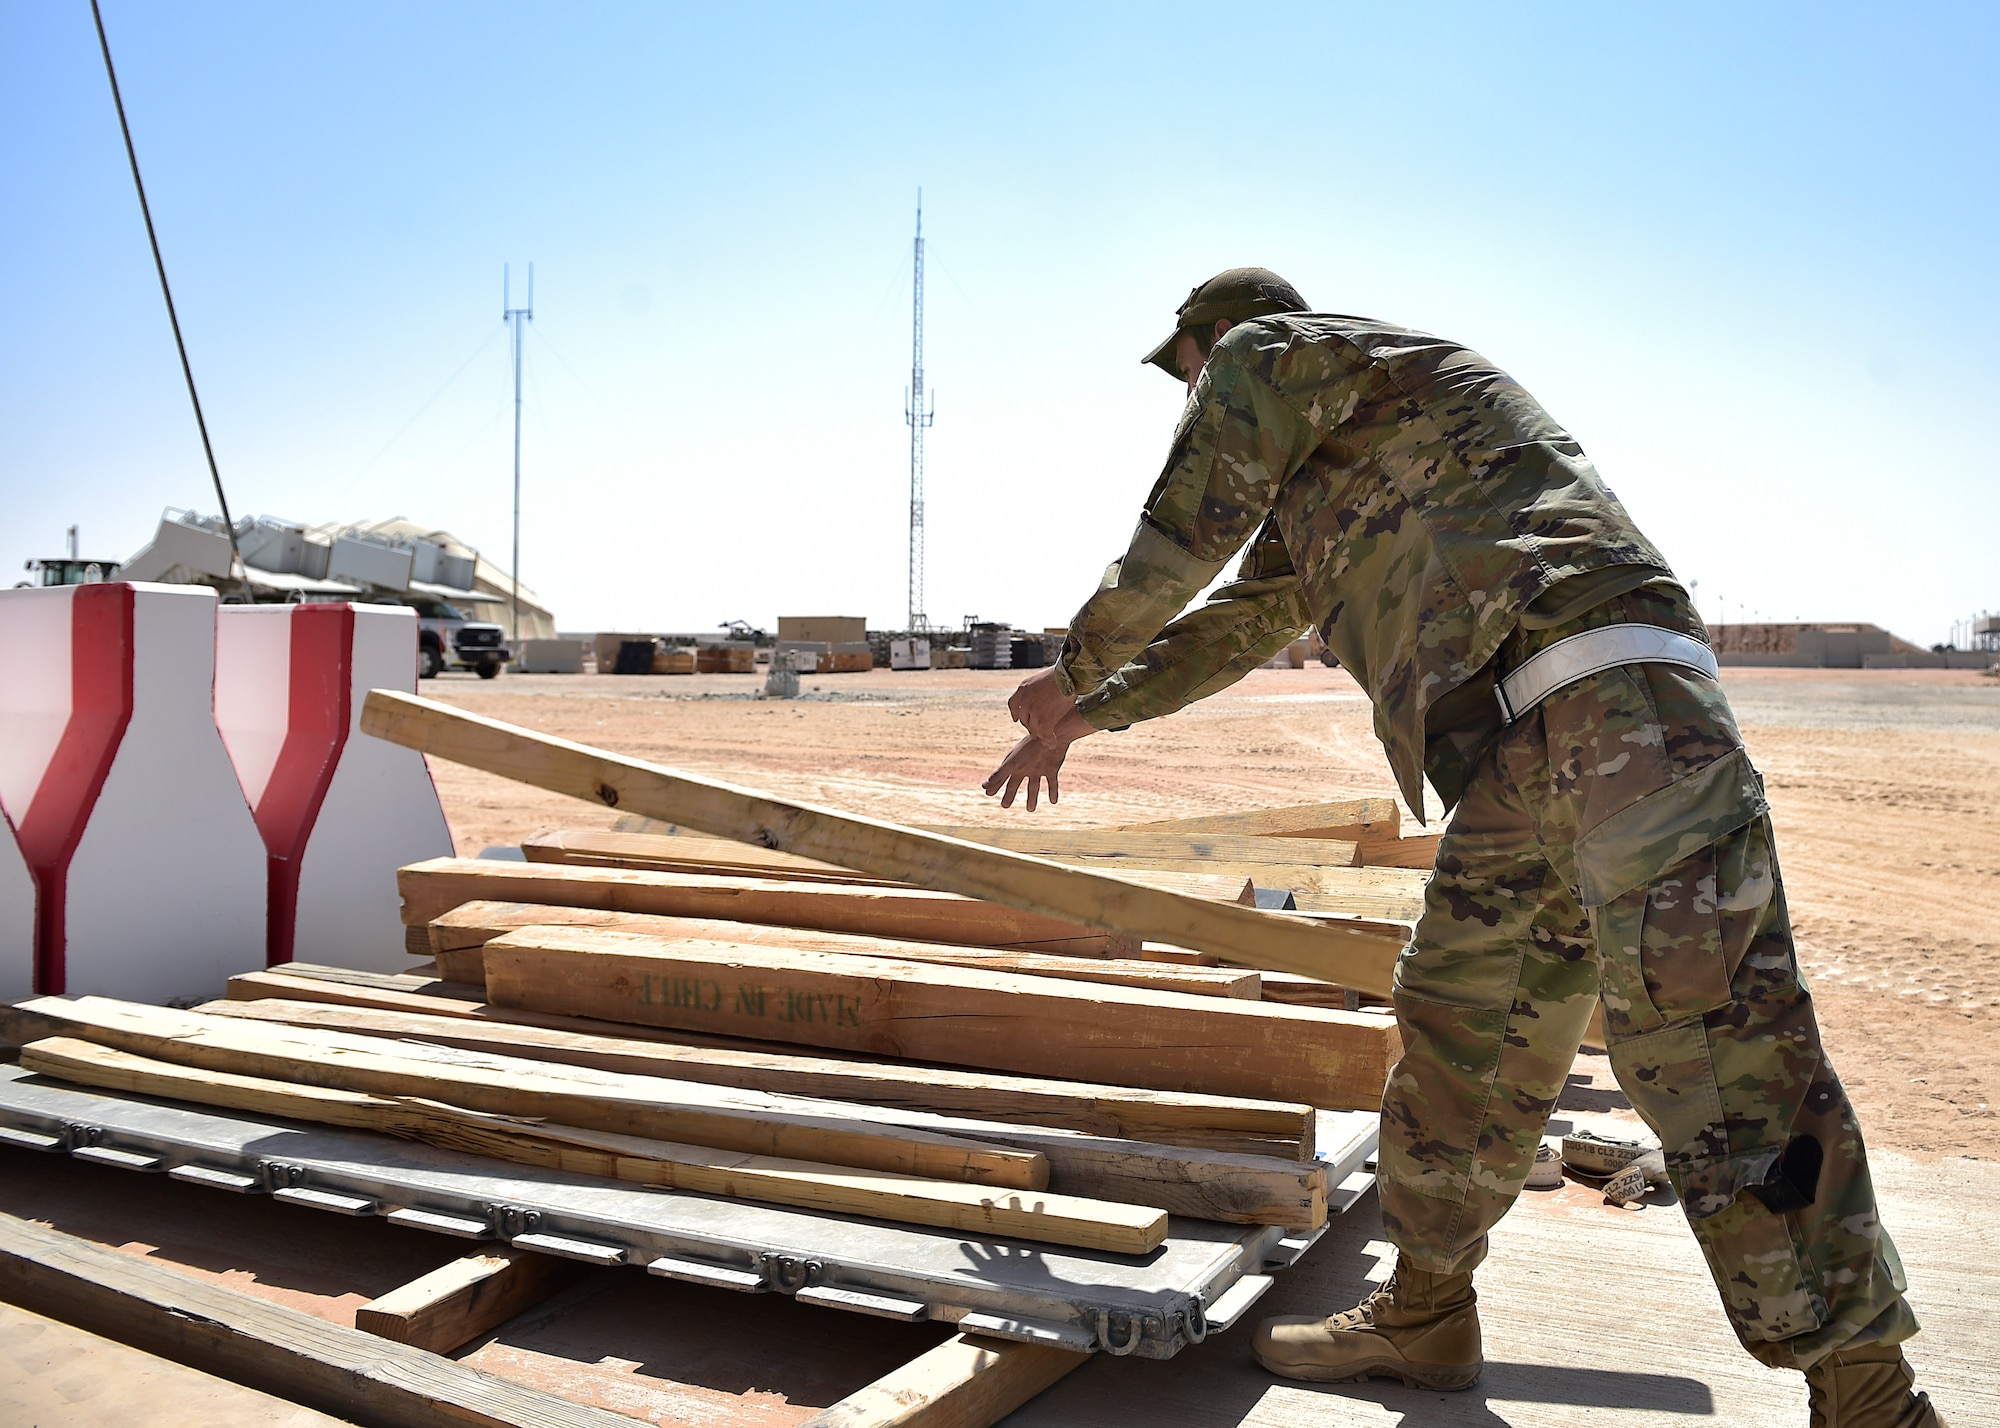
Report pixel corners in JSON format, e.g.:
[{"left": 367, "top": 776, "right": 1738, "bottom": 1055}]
[
  {"left": 0, "top": 583, "right": 265, "bottom": 1003},
  {"left": 0, "top": 810, "right": 32, "bottom": 1004},
  {"left": 216, "top": 602, "right": 453, "bottom": 970}
]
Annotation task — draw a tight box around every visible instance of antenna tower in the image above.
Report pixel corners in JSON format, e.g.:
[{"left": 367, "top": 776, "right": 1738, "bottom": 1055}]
[
  {"left": 903, "top": 192, "right": 935, "bottom": 631},
  {"left": 503, "top": 263, "right": 534, "bottom": 642}
]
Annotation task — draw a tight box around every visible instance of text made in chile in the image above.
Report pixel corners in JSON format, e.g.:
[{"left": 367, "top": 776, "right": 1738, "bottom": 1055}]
[{"left": 636, "top": 973, "right": 863, "bottom": 1029}]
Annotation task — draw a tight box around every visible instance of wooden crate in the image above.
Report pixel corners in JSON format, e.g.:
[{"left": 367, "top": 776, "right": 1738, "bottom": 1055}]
[{"left": 695, "top": 646, "right": 755, "bottom": 674}]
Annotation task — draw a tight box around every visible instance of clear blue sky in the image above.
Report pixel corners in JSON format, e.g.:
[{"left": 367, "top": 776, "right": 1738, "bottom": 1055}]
[{"left": 4, "top": 2, "right": 1994, "bottom": 643}]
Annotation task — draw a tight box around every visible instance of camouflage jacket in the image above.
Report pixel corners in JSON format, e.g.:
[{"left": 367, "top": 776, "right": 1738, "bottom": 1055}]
[{"left": 1056, "top": 313, "right": 1672, "bottom": 815}]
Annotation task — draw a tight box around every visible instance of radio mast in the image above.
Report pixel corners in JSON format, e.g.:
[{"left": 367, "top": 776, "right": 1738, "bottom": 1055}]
[
  {"left": 503, "top": 263, "right": 534, "bottom": 641},
  {"left": 903, "top": 193, "right": 935, "bottom": 632}
]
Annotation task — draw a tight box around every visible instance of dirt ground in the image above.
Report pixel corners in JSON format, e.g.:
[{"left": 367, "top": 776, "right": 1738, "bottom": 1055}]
[{"left": 418, "top": 662, "right": 2000, "bottom": 1162}]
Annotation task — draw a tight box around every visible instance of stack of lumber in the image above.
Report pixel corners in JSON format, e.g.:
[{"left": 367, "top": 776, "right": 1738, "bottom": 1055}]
[
  {"left": 0, "top": 696, "right": 1455, "bottom": 1285},
  {"left": 0, "top": 777, "right": 1417, "bottom": 1247},
  {"left": 33, "top": 698, "right": 1432, "bottom": 1239}
]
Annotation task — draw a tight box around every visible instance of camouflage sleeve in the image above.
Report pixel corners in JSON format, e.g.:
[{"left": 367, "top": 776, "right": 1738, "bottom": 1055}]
[
  {"left": 1055, "top": 338, "right": 1319, "bottom": 698},
  {"left": 1075, "top": 520, "right": 1312, "bottom": 730}
]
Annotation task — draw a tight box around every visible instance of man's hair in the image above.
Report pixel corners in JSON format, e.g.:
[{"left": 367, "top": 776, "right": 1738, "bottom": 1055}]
[{"left": 1185, "top": 320, "right": 1226, "bottom": 358}]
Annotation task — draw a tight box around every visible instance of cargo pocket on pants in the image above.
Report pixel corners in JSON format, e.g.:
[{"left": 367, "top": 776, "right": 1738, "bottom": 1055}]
[
  {"left": 1688, "top": 1176, "right": 1829, "bottom": 1344},
  {"left": 1595, "top": 849, "right": 1727, "bottom": 1037},
  {"left": 1596, "top": 818, "right": 1778, "bottom": 1039},
  {"left": 1610, "top": 1020, "right": 1828, "bottom": 1346}
]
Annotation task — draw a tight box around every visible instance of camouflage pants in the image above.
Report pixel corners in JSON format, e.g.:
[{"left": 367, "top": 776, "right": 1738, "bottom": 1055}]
[{"left": 1376, "top": 586, "right": 1916, "bottom": 1370}]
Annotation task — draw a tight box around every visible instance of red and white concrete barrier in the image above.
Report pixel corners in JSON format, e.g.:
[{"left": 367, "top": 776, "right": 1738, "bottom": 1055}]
[
  {"left": 0, "top": 583, "right": 266, "bottom": 1003},
  {"left": 0, "top": 810, "right": 32, "bottom": 1004},
  {"left": 215, "top": 602, "right": 453, "bottom": 970}
]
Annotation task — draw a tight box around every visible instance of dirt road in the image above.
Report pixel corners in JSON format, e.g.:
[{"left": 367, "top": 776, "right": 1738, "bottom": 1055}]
[{"left": 420, "top": 663, "right": 2000, "bottom": 1160}]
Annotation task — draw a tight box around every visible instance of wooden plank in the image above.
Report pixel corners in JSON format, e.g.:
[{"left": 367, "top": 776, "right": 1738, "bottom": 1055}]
[
  {"left": 4, "top": 997, "right": 1044, "bottom": 1189},
  {"left": 200, "top": 996, "right": 1315, "bottom": 1159},
  {"left": 0, "top": 1209, "right": 644, "bottom": 1428},
  {"left": 1356, "top": 829, "right": 1444, "bottom": 869},
  {"left": 801, "top": 1333, "right": 1086, "bottom": 1428},
  {"left": 225, "top": 967, "right": 856, "bottom": 1056},
  {"left": 399, "top": 858, "right": 1134, "bottom": 957},
  {"left": 19, "top": 1039, "right": 1159, "bottom": 1253},
  {"left": 528, "top": 828, "right": 907, "bottom": 886},
  {"left": 1108, "top": 798, "right": 1402, "bottom": 838},
  {"left": 355, "top": 1248, "right": 574, "bottom": 1355},
  {"left": 1135, "top": 944, "right": 1218, "bottom": 966},
  {"left": 1101, "top": 868, "right": 1257, "bottom": 903},
  {"left": 917, "top": 1119, "right": 1327, "bottom": 1230},
  {"left": 540, "top": 829, "right": 1260, "bottom": 907},
  {"left": 1287, "top": 871, "right": 1433, "bottom": 921},
  {"left": 1255, "top": 969, "right": 1349, "bottom": 1008},
  {"left": 253, "top": 960, "right": 481, "bottom": 997},
  {"left": 1017, "top": 856, "right": 1390, "bottom": 894},
  {"left": 221, "top": 961, "right": 1437, "bottom": 1075},
  {"left": 359, "top": 690, "right": 1408, "bottom": 996},
  {"left": 427, "top": 902, "right": 1262, "bottom": 999},
  {"left": 0, "top": 1299, "right": 361, "bottom": 1428},
  {"left": 480, "top": 926, "right": 1401, "bottom": 1110},
  {"left": 916, "top": 827, "right": 1361, "bottom": 868}
]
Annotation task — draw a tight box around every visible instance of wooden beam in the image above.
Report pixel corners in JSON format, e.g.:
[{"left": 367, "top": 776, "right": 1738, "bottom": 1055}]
[
  {"left": 1286, "top": 873, "right": 1431, "bottom": 920},
  {"left": 801, "top": 1333, "right": 1087, "bottom": 1428},
  {"left": 1001, "top": 856, "right": 1395, "bottom": 896},
  {"left": 200, "top": 996, "right": 1315, "bottom": 1159},
  {"left": 919, "top": 1119, "right": 1326, "bottom": 1230},
  {"left": 1087, "top": 868, "right": 1258, "bottom": 903},
  {"left": 1356, "top": 830, "right": 1443, "bottom": 869},
  {"left": 1108, "top": 798, "right": 1402, "bottom": 838},
  {"left": 355, "top": 1248, "right": 575, "bottom": 1355},
  {"left": 1256, "top": 970, "right": 1364, "bottom": 1008},
  {"left": 224, "top": 967, "right": 834, "bottom": 1055},
  {"left": 0, "top": 1210, "right": 644, "bottom": 1428},
  {"left": 428, "top": 902, "right": 1261, "bottom": 999},
  {"left": 534, "top": 830, "right": 1261, "bottom": 911},
  {"left": 230, "top": 950, "right": 1613, "bottom": 1061},
  {"left": 4, "top": 997, "right": 1044, "bottom": 1189},
  {"left": 255, "top": 960, "right": 484, "bottom": 999},
  {"left": 917, "top": 826, "right": 1360, "bottom": 867},
  {"left": 360, "top": 690, "right": 1407, "bottom": 996},
  {"left": 528, "top": 828, "right": 907, "bottom": 885},
  {"left": 481, "top": 926, "right": 1400, "bottom": 1110},
  {"left": 399, "top": 858, "right": 1135, "bottom": 958},
  {"left": 20, "top": 1038, "right": 1160, "bottom": 1253}
]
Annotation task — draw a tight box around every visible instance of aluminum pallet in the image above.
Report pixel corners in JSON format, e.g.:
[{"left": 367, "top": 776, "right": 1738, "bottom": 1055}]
[{"left": 0, "top": 1064, "right": 1376, "bottom": 1359}]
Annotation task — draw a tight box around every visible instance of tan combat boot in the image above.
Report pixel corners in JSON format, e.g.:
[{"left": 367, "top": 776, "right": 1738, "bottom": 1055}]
[
  {"left": 1806, "top": 1344, "right": 1948, "bottom": 1427},
  {"left": 1251, "top": 1259, "right": 1482, "bottom": 1390}
]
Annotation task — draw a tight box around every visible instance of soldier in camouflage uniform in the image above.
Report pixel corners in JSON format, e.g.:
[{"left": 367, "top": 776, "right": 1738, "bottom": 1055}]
[{"left": 986, "top": 270, "right": 1944, "bottom": 1425}]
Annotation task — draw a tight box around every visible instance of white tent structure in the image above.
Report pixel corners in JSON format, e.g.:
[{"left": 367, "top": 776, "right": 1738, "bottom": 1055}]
[{"left": 116, "top": 509, "right": 556, "bottom": 638}]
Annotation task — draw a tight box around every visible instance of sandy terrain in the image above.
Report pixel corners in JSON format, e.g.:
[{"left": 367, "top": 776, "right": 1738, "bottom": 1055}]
[{"left": 417, "top": 662, "right": 2000, "bottom": 1161}]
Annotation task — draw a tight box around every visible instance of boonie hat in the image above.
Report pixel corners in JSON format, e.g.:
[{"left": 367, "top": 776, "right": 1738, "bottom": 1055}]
[{"left": 1142, "top": 267, "right": 1309, "bottom": 377}]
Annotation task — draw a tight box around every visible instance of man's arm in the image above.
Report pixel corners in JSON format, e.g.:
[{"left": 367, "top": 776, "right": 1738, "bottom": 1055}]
[
  {"left": 1057, "top": 337, "right": 1321, "bottom": 699},
  {"left": 989, "top": 529, "right": 1310, "bottom": 809},
  {"left": 1075, "top": 553, "right": 1313, "bottom": 732}
]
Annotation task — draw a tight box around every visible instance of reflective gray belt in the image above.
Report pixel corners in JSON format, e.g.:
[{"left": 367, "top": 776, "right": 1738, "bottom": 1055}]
[{"left": 1495, "top": 624, "right": 1719, "bottom": 723}]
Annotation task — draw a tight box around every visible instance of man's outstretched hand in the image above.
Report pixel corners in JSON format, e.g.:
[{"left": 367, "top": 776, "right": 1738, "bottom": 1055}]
[
  {"left": 984, "top": 666, "right": 1098, "bottom": 812},
  {"left": 982, "top": 732, "right": 1070, "bottom": 811}
]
